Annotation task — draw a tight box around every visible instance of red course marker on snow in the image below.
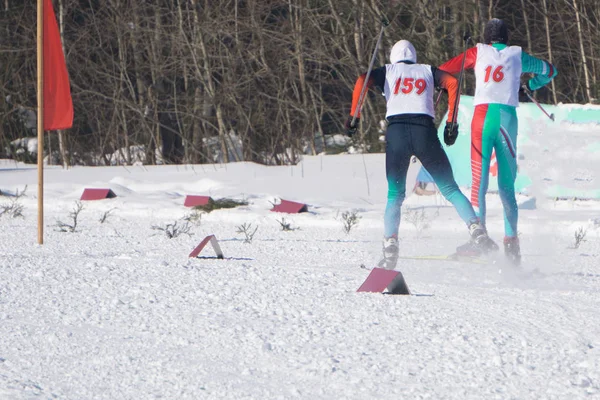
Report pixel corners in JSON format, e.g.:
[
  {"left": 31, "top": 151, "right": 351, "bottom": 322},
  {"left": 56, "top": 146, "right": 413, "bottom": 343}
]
[
  {"left": 270, "top": 199, "right": 308, "bottom": 214},
  {"left": 189, "top": 234, "right": 224, "bottom": 259},
  {"left": 80, "top": 188, "right": 116, "bottom": 201},
  {"left": 184, "top": 195, "right": 212, "bottom": 207},
  {"left": 357, "top": 268, "right": 411, "bottom": 295}
]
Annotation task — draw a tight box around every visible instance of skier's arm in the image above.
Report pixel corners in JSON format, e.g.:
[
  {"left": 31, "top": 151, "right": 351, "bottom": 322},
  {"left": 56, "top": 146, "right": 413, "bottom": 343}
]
[
  {"left": 521, "top": 52, "right": 558, "bottom": 91},
  {"left": 438, "top": 47, "right": 478, "bottom": 76},
  {"left": 432, "top": 67, "right": 459, "bottom": 123},
  {"left": 349, "top": 67, "right": 386, "bottom": 118}
]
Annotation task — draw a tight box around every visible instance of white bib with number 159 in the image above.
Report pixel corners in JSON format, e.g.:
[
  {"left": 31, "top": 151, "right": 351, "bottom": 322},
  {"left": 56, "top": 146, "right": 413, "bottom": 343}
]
[{"left": 383, "top": 63, "right": 435, "bottom": 118}]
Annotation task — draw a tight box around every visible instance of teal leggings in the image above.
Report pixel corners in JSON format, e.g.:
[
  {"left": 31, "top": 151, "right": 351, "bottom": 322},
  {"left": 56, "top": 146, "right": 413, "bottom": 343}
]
[{"left": 470, "top": 104, "right": 519, "bottom": 238}]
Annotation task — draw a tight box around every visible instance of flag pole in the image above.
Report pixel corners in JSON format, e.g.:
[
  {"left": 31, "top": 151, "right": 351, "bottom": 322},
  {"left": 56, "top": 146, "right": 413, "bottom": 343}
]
[{"left": 37, "top": 0, "right": 44, "bottom": 245}]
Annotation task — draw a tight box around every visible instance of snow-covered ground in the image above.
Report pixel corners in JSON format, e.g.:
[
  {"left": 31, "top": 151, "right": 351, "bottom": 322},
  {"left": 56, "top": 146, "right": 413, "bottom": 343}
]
[{"left": 1, "top": 114, "right": 600, "bottom": 399}]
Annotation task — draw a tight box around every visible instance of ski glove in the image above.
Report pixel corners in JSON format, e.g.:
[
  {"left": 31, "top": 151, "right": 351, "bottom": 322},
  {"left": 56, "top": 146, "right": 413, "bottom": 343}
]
[
  {"left": 519, "top": 82, "right": 533, "bottom": 96},
  {"left": 443, "top": 122, "right": 459, "bottom": 146},
  {"left": 345, "top": 116, "right": 359, "bottom": 137}
]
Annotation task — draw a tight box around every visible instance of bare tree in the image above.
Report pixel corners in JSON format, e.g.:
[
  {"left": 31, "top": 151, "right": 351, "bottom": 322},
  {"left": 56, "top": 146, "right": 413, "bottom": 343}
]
[
  {"left": 572, "top": 0, "right": 594, "bottom": 103},
  {"left": 1, "top": 0, "right": 598, "bottom": 167}
]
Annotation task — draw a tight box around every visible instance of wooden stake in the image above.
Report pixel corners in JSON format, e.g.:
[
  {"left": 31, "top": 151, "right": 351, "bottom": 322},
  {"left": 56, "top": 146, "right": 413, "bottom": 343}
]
[{"left": 37, "top": 0, "right": 44, "bottom": 244}]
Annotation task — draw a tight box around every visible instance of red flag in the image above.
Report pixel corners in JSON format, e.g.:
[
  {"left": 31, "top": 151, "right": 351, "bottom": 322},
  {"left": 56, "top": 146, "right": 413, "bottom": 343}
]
[{"left": 43, "top": 0, "right": 73, "bottom": 130}]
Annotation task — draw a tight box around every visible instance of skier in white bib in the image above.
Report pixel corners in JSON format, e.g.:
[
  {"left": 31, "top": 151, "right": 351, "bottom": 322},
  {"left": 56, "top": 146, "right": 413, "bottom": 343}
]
[
  {"left": 345, "top": 40, "right": 497, "bottom": 270},
  {"left": 439, "top": 19, "right": 558, "bottom": 265}
]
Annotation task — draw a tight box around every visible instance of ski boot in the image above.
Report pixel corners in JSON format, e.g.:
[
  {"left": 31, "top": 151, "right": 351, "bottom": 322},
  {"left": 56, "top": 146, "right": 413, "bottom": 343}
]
[
  {"left": 377, "top": 236, "right": 399, "bottom": 270},
  {"left": 456, "top": 222, "right": 499, "bottom": 256},
  {"left": 469, "top": 222, "right": 499, "bottom": 252},
  {"left": 503, "top": 236, "right": 521, "bottom": 266}
]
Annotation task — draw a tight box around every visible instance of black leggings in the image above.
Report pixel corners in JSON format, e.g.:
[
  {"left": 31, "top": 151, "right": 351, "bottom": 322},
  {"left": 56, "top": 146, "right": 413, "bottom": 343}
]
[{"left": 383, "top": 116, "right": 478, "bottom": 237}]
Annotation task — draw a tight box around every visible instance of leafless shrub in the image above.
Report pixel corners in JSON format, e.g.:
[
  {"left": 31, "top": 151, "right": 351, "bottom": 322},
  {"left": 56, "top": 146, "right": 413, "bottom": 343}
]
[
  {"left": 268, "top": 198, "right": 280, "bottom": 208},
  {"left": 183, "top": 209, "right": 204, "bottom": 225},
  {"left": 152, "top": 220, "right": 192, "bottom": 239},
  {"left": 276, "top": 217, "right": 298, "bottom": 231},
  {"left": 99, "top": 208, "right": 116, "bottom": 224},
  {"left": 571, "top": 226, "right": 587, "bottom": 249},
  {"left": 403, "top": 207, "right": 434, "bottom": 237},
  {"left": 0, "top": 186, "right": 27, "bottom": 219},
  {"left": 192, "top": 198, "right": 248, "bottom": 213},
  {"left": 236, "top": 223, "right": 258, "bottom": 243},
  {"left": 56, "top": 201, "right": 84, "bottom": 232},
  {"left": 341, "top": 209, "right": 361, "bottom": 234}
]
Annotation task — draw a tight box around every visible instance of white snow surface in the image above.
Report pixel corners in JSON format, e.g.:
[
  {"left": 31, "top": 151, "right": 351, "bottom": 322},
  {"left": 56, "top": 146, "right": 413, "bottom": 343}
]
[{"left": 1, "top": 127, "right": 600, "bottom": 399}]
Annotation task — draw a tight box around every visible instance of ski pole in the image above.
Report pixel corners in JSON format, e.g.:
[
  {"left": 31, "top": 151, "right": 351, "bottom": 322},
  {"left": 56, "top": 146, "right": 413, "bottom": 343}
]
[
  {"left": 449, "top": 33, "right": 471, "bottom": 132},
  {"left": 351, "top": 16, "right": 390, "bottom": 126},
  {"left": 435, "top": 89, "right": 443, "bottom": 108},
  {"left": 521, "top": 84, "right": 555, "bottom": 121}
]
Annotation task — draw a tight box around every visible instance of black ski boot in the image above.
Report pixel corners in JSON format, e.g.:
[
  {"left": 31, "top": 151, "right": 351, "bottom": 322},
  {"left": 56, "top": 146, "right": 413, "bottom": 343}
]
[
  {"left": 503, "top": 236, "right": 521, "bottom": 266},
  {"left": 469, "top": 222, "right": 499, "bottom": 251},
  {"left": 378, "top": 236, "right": 399, "bottom": 270},
  {"left": 457, "top": 222, "right": 499, "bottom": 256}
]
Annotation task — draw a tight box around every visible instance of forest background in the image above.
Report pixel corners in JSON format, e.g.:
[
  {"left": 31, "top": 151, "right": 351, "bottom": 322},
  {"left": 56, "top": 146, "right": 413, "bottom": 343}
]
[{"left": 1, "top": 0, "right": 598, "bottom": 166}]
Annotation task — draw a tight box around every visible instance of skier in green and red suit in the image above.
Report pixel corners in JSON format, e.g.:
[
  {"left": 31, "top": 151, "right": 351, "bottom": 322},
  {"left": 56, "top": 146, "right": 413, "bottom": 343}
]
[{"left": 439, "top": 19, "right": 557, "bottom": 265}]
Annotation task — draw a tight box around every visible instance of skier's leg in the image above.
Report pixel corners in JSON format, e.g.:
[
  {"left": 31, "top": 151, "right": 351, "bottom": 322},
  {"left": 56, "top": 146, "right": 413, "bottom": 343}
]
[
  {"left": 495, "top": 106, "right": 521, "bottom": 265},
  {"left": 413, "top": 117, "right": 497, "bottom": 253},
  {"left": 383, "top": 121, "right": 412, "bottom": 239},
  {"left": 495, "top": 106, "right": 519, "bottom": 238},
  {"left": 379, "top": 120, "right": 412, "bottom": 269},
  {"left": 414, "top": 118, "right": 478, "bottom": 226},
  {"left": 471, "top": 104, "right": 498, "bottom": 229}
]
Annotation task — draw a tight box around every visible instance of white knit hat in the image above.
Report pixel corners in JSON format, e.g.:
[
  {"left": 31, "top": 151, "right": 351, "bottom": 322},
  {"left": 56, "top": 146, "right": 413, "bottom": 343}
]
[{"left": 389, "top": 40, "right": 417, "bottom": 63}]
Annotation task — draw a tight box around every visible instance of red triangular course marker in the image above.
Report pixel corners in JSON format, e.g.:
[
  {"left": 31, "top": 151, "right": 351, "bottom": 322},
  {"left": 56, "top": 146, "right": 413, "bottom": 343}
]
[
  {"left": 80, "top": 188, "right": 116, "bottom": 201},
  {"left": 357, "top": 268, "right": 411, "bottom": 295},
  {"left": 184, "top": 195, "right": 212, "bottom": 207},
  {"left": 270, "top": 199, "right": 308, "bottom": 214},
  {"left": 189, "top": 234, "right": 224, "bottom": 259}
]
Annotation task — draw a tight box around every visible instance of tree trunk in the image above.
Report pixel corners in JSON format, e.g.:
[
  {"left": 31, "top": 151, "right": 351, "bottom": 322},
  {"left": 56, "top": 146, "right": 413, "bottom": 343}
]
[
  {"left": 175, "top": 0, "right": 195, "bottom": 164},
  {"left": 327, "top": 0, "right": 353, "bottom": 58},
  {"left": 476, "top": 0, "right": 486, "bottom": 36},
  {"left": 352, "top": 0, "right": 364, "bottom": 66},
  {"left": 291, "top": 0, "right": 314, "bottom": 155},
  {"left": 192, "top": 86, "right": 204, "bottom": 163},
  {"left": 309, "top": 86, "right": 325, "bottom": 154},
  {"left": 585, "top": 5, "right": 597, "bottom": 96},
  {"left": 520, "top": 0, "right": 532, "bottom": 54},
  {"left": 131, "top": 8, "right": 156, "bottom": 164},
  {"left": 193, "top": 0, "right": 229, "bottom": 163},
  {"left": 116, "top": 32, "right": 132, "bottom": 165},
  {"left": 541, "top": 0, "right": 558, "bottom": 104},
  {"left": 150, "top": 8, "right": 164, "bottom": 164},
  {"left": 573, "top": 0, "right": 593, "bottom": 103}
]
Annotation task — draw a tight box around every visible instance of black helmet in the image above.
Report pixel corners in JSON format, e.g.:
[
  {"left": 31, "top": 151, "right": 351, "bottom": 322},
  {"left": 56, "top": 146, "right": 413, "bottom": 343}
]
[{"left": 484, "top": 18, "right": 508, "bottom": 44}]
